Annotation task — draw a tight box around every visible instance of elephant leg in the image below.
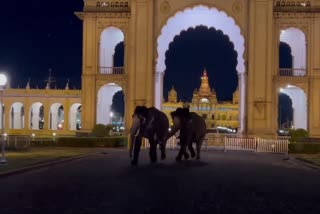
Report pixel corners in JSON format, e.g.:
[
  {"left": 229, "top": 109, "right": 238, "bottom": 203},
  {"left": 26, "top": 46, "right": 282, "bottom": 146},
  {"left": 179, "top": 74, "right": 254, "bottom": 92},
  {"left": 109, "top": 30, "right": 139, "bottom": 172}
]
[
  {"left": 149, "top": 140, "right": 157, "bottom": 163},
  {"left": 188, "top": 143, "right": 196, "bottom": 158},
  {"left": 176, "top": 143, "right": 187, "bottom": 162},
  {"left": 183, "top": 149, "right": 189, "bottom": 160},
  {"left": 131, "top": 135, "right": 142, "bottom": 165},
  {"left": 159, "top": 141, "right": 166, "bottom": 160},
  {"left": 196, "top": 135, "right": 205, "bottom": 160},
  {"left": 182, "top": 131, "right": 192, "bottom": 160}
]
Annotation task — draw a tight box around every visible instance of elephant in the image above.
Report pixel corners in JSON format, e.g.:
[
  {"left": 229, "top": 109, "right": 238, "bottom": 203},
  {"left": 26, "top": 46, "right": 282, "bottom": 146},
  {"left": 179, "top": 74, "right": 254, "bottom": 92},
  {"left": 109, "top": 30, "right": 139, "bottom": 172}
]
[
  {"left": 129, "top": 106, "right": 169, "bottom": 165},
  {"left": 167, "top": 107, "right": 207, "bottom": 161}
]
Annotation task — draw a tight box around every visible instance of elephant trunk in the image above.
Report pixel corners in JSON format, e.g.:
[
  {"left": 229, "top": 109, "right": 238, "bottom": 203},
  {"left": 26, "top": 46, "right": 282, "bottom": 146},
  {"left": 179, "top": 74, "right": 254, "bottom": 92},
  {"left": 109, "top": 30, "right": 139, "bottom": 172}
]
[{"left": 165, "top": 125, "right": 180, "bottom": 142}]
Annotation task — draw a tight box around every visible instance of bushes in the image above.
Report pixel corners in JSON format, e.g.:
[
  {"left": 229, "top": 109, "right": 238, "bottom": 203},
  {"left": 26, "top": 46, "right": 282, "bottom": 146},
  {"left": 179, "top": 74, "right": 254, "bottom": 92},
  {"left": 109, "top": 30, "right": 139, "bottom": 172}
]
[
  {"left": 289, "top": 143, "right": 320, "bottom": 154},
  {"left": 287, "top": 129, "right": 320, "bottom": 153},
  {"left": 289, "top": 128, "right": 309, "bottom": 143},
  {"left": 57, "top": 136, "right": 128, "bottom": 148},
  {"left": 91, "top": 124, "right": 113, "bottom": 137}
]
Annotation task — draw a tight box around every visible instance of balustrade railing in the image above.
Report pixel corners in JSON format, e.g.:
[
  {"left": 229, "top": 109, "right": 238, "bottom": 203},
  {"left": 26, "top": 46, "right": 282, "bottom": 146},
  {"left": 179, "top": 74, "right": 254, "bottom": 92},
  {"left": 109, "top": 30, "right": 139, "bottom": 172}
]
[
  {"left": 279, "top": 68, "right": 306, "bottom": 77},
  {"left": 99, "top": 67, "right": 124, "bottom": 75}
]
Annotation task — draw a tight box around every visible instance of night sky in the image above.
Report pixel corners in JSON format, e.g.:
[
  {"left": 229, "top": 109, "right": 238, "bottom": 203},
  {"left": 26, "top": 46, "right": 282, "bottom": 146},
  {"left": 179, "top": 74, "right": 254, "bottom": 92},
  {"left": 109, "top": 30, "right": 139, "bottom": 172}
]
[
  {"left": 0, "top": 1, "right": 292, "bottom": 124},
  {"left": 164, "top": 26, "right": 238, "bottom": 102},
  {"left": 0, "top": 0, "right": 83, "bottom": 89}
]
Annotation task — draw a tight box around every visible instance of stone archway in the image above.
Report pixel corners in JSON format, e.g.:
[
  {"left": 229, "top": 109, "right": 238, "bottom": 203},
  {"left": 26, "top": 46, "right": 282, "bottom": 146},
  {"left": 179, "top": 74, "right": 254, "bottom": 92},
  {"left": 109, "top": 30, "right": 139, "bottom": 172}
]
[
  {"left": 96, "top": 83, "right": 123, "bottom": 125},
  {"left": 278, "top": 84, "right": 307, "bottom": 130},
  {"left": 155, "top": 5, "right": 246, "bottom": 133},
  {"left": 279, "top": 27, "right": 306, "bottom": 76}
]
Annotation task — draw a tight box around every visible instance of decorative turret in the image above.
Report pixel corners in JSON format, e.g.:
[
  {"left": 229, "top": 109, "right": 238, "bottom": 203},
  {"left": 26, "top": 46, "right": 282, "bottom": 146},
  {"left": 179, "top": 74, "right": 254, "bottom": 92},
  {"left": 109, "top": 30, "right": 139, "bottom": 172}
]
[
  {"left": 199, "top": 68, "right": 211, "bottom": 97},
  {"left": 65, "top": 79, "right": 70, "bottom": 90},
  {"left": 26, "top": 78, "right": 30, "bottom": 89},
  {"left": 168, "top": 85, "right": 177, "bottom": 103}
]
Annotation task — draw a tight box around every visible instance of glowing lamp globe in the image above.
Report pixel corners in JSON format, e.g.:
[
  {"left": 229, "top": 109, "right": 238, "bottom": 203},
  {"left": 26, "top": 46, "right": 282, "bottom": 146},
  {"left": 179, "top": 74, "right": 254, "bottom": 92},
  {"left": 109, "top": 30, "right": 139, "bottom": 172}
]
[{"left": 0, "top": 74, "right": 7, "bottom": 87}]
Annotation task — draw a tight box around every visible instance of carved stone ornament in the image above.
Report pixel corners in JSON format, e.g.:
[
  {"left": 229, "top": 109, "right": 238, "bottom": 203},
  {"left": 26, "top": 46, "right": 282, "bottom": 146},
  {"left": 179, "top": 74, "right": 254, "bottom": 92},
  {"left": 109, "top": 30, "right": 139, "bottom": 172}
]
[
  {"left": 232, "top": 1, "right": 243, "bottom": 14},
  {"left": 160, "top": 0, "right": 170, "bottom": 14}
]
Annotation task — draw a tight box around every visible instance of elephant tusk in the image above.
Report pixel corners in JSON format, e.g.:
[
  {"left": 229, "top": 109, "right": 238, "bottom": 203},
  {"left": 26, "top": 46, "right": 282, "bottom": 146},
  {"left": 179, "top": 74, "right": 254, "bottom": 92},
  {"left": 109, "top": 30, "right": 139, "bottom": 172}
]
[
  {"left": 130, "top": 128, "right": 140, "bottom": 158},
  {"left": 134, "top": 128, "right": 140, "bottom": 137}
]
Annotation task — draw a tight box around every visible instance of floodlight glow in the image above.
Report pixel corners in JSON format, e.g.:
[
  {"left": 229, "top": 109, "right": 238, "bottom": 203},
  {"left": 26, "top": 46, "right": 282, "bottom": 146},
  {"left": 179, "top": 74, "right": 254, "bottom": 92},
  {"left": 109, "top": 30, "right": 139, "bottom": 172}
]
[{"left": 0, "top": 74, "right": 7, "bottom": 87}]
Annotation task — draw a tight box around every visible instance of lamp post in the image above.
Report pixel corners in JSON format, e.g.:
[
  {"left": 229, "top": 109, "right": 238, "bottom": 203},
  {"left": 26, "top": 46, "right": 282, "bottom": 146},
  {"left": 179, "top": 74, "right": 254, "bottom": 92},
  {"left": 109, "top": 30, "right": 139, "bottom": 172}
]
[
  {"left": 0, "top": 74, "right": 7, "bottom": 165},
  {"left": 110, "top": 111, "right": 114, "bottom": 125}
]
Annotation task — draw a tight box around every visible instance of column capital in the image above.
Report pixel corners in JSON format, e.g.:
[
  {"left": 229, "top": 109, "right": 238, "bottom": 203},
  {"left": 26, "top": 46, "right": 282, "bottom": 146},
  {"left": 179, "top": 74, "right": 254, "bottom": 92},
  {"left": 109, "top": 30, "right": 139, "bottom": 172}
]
[{"left": 238, "top": 72, "right": 246, "bottom": 77}]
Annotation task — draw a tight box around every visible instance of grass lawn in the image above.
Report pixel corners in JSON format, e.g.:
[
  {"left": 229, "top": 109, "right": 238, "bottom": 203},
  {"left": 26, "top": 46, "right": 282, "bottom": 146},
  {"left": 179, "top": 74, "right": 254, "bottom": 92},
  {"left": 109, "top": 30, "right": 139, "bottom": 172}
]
[
  {"left": 0, "top": 147, "right": 101, "bottom": 173},
  {"left": 295, "top": 153, "right": 320, "bottom": 166}
]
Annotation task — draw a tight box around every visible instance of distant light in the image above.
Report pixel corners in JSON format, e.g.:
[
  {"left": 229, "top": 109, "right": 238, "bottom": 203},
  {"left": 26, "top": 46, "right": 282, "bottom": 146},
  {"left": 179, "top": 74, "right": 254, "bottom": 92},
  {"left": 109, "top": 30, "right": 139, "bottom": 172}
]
[
  {"left": 301, "top": 2, "right": 306, "bottom": 7},
  {"left": 3, "top": 133, "right": 7, "bottom": 137},
  {"left": 279, "top": 88, "right": 284, "bottom": 93},
  {"left": 0, "top": 74, "right": 7, "bottom": 87},
  {"left": 53, "top": 133, "right": 56, "bottom": 136},
  {"left": 31, "top": 133, "right": 35, "bottom": 137},
  {"left": 110, "top": 111, "right": 114, "bottom": 117},
  {"left": 168, "top": 128, "right": 171, "bottom": 132}
]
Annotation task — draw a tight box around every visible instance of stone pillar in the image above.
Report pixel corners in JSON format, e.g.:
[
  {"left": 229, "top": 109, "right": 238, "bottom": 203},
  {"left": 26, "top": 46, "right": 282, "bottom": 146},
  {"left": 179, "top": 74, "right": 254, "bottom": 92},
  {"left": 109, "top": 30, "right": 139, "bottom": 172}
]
[
  {"left": 64, "top": 102, "right": 69, "bottom": 131},
  {"left": 155, "top": 71, "right": 164, "bottom": 110},
  {"left": 247, "top": 0, "right": 275, "bottom": 136},
  {"left": 4, "top": 102, "right": 10, "bottom": 132},
  {"left": 43, "top": 104, "right": 49, "bottom": 131},
  {"left": 238, "top": 72, "right": 247, "bottom": 134},
  {"left": 0, "top": 102, "right": 4, "bottom": 130}
]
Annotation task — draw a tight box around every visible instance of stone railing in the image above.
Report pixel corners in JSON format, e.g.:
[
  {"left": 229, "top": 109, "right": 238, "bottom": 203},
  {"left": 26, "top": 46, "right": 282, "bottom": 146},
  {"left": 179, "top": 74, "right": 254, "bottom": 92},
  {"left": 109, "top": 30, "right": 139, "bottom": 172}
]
[
  {"left": 99, "top": 67, "right": 124, "bottom": 75},
  {"left": 3, "top": 89, "right": 81, "bottom": 97},
  {"left": 279, "top": 68, "right": 306, "bottom": 77}
]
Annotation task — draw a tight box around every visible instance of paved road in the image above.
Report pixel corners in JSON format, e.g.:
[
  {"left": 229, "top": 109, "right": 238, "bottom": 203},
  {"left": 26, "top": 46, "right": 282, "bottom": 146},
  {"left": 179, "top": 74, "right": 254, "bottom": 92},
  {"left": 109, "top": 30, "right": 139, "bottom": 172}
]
[{"left": 0, "top": 149, "right": 319, "bottom": 214}]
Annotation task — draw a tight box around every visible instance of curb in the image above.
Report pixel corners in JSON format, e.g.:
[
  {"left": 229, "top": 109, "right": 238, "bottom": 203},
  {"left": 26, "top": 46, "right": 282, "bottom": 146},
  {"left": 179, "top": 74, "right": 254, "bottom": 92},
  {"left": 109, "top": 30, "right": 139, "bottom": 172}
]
[
  {"left": 291, "top": 157, "right": 320, "bottom": 170},
  {"left": 0, "top": 152, "right": 100, "bottom": 178}
]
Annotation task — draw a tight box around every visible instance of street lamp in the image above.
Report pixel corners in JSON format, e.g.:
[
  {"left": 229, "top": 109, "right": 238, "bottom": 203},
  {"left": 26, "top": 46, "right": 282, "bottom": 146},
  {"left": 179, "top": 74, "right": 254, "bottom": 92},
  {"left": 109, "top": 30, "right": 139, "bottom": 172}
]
[
  {"left": 110, "top": 111, "right": 114, "bottom": 125},
  {"left": 0, "top": 73, "right": 7, "bottom": 165}
]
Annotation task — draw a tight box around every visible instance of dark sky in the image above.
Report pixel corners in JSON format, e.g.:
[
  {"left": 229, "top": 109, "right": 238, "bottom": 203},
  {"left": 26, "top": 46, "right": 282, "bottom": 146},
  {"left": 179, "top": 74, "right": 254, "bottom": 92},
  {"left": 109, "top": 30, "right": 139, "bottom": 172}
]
[
  {"left": 0, "top": 0, "right": 83, "bottom": 89},
  {"left": 164, "top": 26, "right": 238, "bottom": 101}
]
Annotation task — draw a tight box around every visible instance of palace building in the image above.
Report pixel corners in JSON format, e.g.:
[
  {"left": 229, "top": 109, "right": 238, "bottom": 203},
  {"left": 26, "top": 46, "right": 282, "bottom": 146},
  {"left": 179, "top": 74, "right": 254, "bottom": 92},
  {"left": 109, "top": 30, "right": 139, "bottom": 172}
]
[
  {"left": 76, "top": 0, "right": 320, "bottom": 137},
  {"left": 162, "top": 69, "right": 239, "bottom": 129},
  {"left": 2, "top": 0, "right": 320, "bottom": 137},
  {"left": 0, "top": 80, "right": 81, "bottom": 137}
]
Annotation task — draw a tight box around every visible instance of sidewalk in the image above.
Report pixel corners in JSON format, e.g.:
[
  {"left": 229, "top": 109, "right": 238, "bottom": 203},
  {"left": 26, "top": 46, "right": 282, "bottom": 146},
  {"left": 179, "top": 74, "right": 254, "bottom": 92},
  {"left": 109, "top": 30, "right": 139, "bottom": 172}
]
[{"left": 0, "top": 147, "right": 104, "bottom": 177}]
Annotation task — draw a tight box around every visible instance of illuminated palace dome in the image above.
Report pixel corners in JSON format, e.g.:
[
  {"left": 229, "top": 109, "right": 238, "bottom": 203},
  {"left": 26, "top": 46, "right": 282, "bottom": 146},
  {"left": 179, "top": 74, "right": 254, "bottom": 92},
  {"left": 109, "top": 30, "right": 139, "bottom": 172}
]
[
  {"left": 192, "top": 68, "right": 217, "bottom": 104},
  {"left": 162, "top": 68, "right": 239, "bottom": 129},
  {"left": 168, "top": 86, "right": 177, "bottom": 103}
]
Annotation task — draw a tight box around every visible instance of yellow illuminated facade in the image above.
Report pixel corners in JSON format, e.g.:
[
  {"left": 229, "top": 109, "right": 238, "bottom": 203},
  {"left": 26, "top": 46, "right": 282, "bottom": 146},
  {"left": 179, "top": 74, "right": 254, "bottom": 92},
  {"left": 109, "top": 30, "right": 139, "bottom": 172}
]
[
  {"left": 163, "top": 70, "right": 239, "bottom": 129},
  {"left": 0, "top": 81, "right": 82, "bottom": 136},
  {"left": 76, "top": 0, "right": 320, "bottom": 138}
]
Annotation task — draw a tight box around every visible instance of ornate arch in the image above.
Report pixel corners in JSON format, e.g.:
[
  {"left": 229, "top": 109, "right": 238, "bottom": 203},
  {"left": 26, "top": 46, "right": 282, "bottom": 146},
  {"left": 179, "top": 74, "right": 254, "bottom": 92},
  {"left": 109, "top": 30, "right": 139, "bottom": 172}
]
[{"left": 156, "top": 4, "right": 246, "bottom": 74}]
